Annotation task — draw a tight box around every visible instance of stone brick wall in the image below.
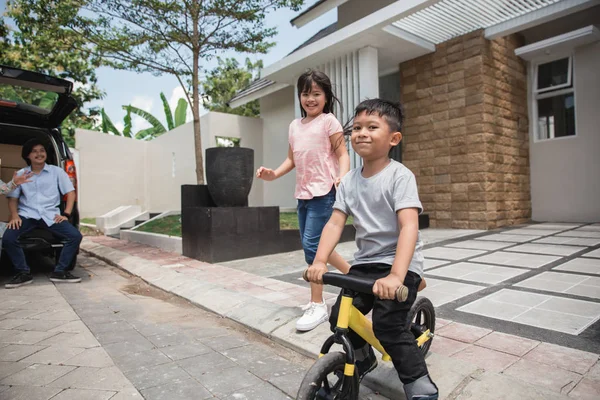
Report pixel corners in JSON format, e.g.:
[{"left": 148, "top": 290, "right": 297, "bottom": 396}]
[{"left": 400, "top": 30, "right": 530, "bottom": 229}]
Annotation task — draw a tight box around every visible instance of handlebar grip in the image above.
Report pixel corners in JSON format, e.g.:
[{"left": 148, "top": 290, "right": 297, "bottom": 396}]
[{"left": 303, "top": 269, "right": 410, "bottom": 302}]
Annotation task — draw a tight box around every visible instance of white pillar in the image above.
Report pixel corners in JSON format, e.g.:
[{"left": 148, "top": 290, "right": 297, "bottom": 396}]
[
  {"left": 293, "top": 78, "right": 302, "bottom": 119},
  {"left": 358, "top": 46, "right": 379, "bottom": 101}
]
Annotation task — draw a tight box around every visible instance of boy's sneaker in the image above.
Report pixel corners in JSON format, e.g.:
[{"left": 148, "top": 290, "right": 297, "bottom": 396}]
[
  {"left": 296, "top": 301, "right": 328, "bottom": 331},
  {"left": 356, "top": 346, "right": 378, "bottom": 381},
  {"left": 49, "top": 271, "right": 81, "bottom": 283},
  {"left": 5, "top": 272, "right": 33, "bottom": 289},
  {"left": 403, "top": 375, "right": 439, "bottom": 400}
]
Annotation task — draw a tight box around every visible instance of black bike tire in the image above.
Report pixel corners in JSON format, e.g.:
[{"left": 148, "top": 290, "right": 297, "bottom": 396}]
[
  {"left": 296, "top": 352, "right": 359, "bottom": 400},
  {"left": 407, "top": 296, "right": 436, "bottom": 357}
]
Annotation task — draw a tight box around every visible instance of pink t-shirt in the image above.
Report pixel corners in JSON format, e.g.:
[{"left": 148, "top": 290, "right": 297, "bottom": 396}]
[{"left": 289, "top": 113, "right": 343, "bottom": 199}]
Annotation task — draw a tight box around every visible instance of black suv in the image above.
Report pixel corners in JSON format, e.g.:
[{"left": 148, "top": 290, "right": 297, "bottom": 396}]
[{"left": 0, "top": 65, "right": 80, "bottom": 272}]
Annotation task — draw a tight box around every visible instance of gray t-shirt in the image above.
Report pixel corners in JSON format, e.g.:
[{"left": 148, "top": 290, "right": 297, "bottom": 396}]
[{"left": 334, "top": 160, "right": 425, "bottom": 276}]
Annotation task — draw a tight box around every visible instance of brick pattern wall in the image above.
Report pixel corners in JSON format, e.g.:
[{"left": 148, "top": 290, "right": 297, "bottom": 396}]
[{"left": 400, "top": 30, "right": 530, "bottom": 229}]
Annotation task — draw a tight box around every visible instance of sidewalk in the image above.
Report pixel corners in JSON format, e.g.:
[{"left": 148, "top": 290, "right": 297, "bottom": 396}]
[{"left": 80, "top": 224, "right": 600, "bottom": 400}]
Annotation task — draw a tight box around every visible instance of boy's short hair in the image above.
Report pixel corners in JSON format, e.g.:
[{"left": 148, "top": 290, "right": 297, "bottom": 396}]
[
  {"left": 354, "top": 99, "right": 404, "bottom": 133},
  {"left": 21, "top": 138, "right": 49, "bottom": 166}
]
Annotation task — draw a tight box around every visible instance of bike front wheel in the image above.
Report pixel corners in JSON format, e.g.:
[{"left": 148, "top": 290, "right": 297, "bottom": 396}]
[
  {"left": 407, "top": 296, "right": 436, "bottom": 357},
  {"left": 297, "top": 352, "right": 359, "bottom": 400}
]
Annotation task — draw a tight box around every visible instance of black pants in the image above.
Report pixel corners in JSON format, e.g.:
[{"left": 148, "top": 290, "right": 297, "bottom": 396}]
[{"left": 329, "top": 263, "right": 429, "bottom": 384}]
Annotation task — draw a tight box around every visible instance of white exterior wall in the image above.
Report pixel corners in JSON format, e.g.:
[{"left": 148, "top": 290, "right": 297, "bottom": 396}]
[
  {"left": 530, "top": 41, "right": 600, "bottom": 222},
  {"left": 76, "top": 111, "right": 263, "bottom": 218},
  {"left": 259, "top": 86, "right": 297, "bottom": 208}
]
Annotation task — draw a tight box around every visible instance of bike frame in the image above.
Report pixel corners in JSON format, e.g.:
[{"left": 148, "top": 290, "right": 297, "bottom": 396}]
[{"left": 318, "top": 289, "right": 432, "bottom": 381}]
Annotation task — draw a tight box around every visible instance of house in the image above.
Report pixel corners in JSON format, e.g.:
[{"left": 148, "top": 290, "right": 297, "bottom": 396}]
[{"left": 230, "top": 0, "right": 600, "bottom": 229}]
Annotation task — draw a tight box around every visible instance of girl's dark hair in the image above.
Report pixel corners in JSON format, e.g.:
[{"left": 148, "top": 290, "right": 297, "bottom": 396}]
[
  {"left": 22, "top": 138, "right": 49, "bottom": 166},
  {"left": 297, "top": 69, "right": 341, "bottom": 118}
]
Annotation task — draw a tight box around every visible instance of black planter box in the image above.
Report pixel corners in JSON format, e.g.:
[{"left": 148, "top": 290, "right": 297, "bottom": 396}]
[{"left": 181, "top": 185, "right": 427, "bottom": 264}]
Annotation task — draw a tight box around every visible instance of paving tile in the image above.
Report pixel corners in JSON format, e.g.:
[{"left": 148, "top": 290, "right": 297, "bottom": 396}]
[
  {"left": 48, "top": 366, "right": 133, "bottom": 391},
  {"left": 200, "top": 334, "right": 250, "bottom": 351},
  {"left": 423, "top": 259, "right": 450, "bottom": 270},
  {"left": 127, "top": 362, "right": 190, "bottom": 390},
  {"left": 558, "top": 231, "right": 600, "bottom": 239},
  {"left": 451, "top": 344, "right": 519, "bottom": 372},
  {"left": 13, "top": 319, "right": 67, "bottom": 332},
  {"left": 535, "top": 223, "right": 582, "bottom": 230},
  {"left": 514, "top": 308, "right": 596, "bottom": 335},
  {"left": 94, "top": 328, "right": 149, "bottom": 345},
  {"left": 536, "top": 295, "right": 600, "bottom": 318},
  {"left": 177, "top": 352, "right": 237, "bottom": 377},
  {"left": 1, "top": 363, "right": 75, "bottom": 386},
  {"left": 0, "top": 385, "right": 62, "bottom": 400},
  {"left": 444, "top": 240, "right": 515, "bottom": 251},
  {"left": 110, "top": 348, "right": 171, "bottom": 372},
  {"left": 474, "top": 331, "right": 540, "bottom": 357},
  {"left": 36, "top": 332, "right": 100, "bottom": 348},
  {"left": 555, "top": 258, "right": 600, "bottom": 275},
  {"left": 422, "top": 247, "right": 486, "bottom": 261},
  {"left": 523, "top": 342, "right": 599, "bottom": 374},
  {"left": 20, "top": 346, "right": 85, "bottom": 365},
  {"left": 145, "top": 331, "right": 196, "bottom": 348},
  {"left": 140, "top": 377, "right": 213, "bottom": 400},
  {"left": 427, "top": 262, "right": 528, "bottom": 284},
  {"left": 569, "top": 378, "right": 600, "bottom": 400},
  {"left": 507, "top": 228, "right": 564, "bottom": 236},
  {"left": 0, "top": 330, "right": 58, "bottom": 345},
  {"left": 62, "top": 347, "right": 114, "bottom": 368},
  {"left": 0, "top": 318, "right": 28, "bottom": 329},
  {"left": 503, "top": 359, "right": 582, "bottom": 394},
  {"left": 0, "top": 344, "right": 46, "bottom": 361},
  {"left": 30, "top": 309, "right": 79, "bottom": 321},
  {"left": 475, "top": 234, "right": 541, "bottom": 243},
  {"left": 471, "top": 251, "right": 561, "bottom": 268},
  {"left": 506, "top": 243, "right": 587, "bottom": 256},
  {"left": 223, "top": 381, "right": 293, "bottom": 400},
  {"left": 435, "top": 322, "right": 491, "bottom": 343},
  {"left": 160, "top": 343, "right": 213, "bottom": 361},
  {"left": 51, "top": 388, "right": 116, "bottom": 400},
  {"left": 268, "top": 371, "right": 306, "bottom": 398},
  {"left": 582, "top": 248, "right": 600, "bottom": 258},
  {"left": 419, "top": 278, "right": 486, "bottom": 306},
  {"left": 458, "top": 297, "right": 531, "bottom": 320},
  {"left": 586, "top": 361, "right": 600, "bottom": 382},
  {"left": 429, "top": 335, "right": 471, "bottom": 357},
  {"left": 195, "top": 366, "right": 265, "bottom": 398},
  {"left": 0, "top": 361, "right": 32, "bottom": 380},
  {"left": 108, "top": 387, "right": 144, "bottom": 400},
  {"left": 534, "top": 236, "right": 600, "bottom": 246}
]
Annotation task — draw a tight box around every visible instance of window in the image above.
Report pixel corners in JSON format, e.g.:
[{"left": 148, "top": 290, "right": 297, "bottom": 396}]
[{"left": 534, "top": 57, "right": 575, "bottom": 141}]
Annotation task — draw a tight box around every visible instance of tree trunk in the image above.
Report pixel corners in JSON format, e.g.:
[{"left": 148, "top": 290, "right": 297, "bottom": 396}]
[{"left": 191, "top": 0, "right": 204, "bottom": 184}]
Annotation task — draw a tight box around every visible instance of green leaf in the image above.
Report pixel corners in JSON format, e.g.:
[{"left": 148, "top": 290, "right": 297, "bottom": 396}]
[
  {"left": 135, "top": 127, "right": 156, "bottom": 140},
  {"left": 100, "top": 108, "right": 121, "bottom": 136},
  {"left": 125, "top": 106, "right": 166, "bottom": 134},
  {"left": 123, "top": 105, "right": 133, "bottom": 138},
  {"left": 37, "top": 92, "right": 57, "bottom": 109},
  {"left": 160, "top": 92, "right": 174, "bottom": 131},
  {"left": 174, "top": 98, "right": 188, "bottom": 127}
]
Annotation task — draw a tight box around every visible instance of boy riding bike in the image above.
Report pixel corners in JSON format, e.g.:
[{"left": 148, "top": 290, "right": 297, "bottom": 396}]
[{"left": 306, "top": 99, "right": 439, "bottom": 399}]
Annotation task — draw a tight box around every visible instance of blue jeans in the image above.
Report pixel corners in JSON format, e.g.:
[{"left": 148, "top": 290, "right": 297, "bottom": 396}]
[
  {"left": 3, "top": 217, "right": 83, "bottom": 274},
  {"left": 297, "top": 187, "right": 336, "bottom": 265}
]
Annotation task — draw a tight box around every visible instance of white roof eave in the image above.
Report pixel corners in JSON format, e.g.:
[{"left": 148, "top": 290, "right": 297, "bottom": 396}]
[{"left": 262, "top": 0, "right": 440, "bottom": 82}]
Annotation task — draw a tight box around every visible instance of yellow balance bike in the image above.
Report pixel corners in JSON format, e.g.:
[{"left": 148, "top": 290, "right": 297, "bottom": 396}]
[{"left": 297, "top": 271, "right": 435, "bottom": 400}]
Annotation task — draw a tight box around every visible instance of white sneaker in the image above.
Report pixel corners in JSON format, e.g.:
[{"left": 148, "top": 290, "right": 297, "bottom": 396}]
[{"left": 296, "top": 301, "right": 329, "bottom": 331}]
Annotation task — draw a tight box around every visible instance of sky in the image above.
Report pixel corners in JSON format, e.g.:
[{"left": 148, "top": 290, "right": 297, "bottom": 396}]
[{"left": 1, "top": 0, "right": 336, "bottom": 133}]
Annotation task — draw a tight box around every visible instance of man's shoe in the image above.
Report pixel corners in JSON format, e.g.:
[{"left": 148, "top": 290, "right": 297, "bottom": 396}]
[
  {"left": 49, "top": 271, "right": 81, "bottom": 283},
  {"left": 356, "top": 346, "right": 378, "bottom": 381},
  {"left": 296, "top": 301, "right": 328, "bottom": 331},
  {"left": 5, "top": 272, "right": 33, "bottom": 289}
]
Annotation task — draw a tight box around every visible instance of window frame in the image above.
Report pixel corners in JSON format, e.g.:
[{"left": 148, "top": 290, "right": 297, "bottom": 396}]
[{"left": 531, "top": 54, "right": 577, "bottom": 143}]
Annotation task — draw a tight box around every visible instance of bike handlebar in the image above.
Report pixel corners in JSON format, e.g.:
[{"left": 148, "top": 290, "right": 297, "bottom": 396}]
[{"left": 302, "top": 269, "right": 409, "bottom": 302}]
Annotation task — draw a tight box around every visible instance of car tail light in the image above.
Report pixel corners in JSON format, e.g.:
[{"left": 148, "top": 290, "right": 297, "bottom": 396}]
[{"left": 63, "top": 160, "right": 77, "bottom": 200}]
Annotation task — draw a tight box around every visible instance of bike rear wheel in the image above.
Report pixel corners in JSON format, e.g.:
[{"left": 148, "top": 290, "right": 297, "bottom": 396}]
[
  {"left": 407, "top": 296, "right": 436, "bottom": 357},
  {"left": 297, "top": 352, "right": 359, "bottom": 400}
]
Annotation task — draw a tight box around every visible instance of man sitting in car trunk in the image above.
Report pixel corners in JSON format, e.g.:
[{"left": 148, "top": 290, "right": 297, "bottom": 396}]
[{"left": 3, "top": 138, "right": 82, "bottom": 288}]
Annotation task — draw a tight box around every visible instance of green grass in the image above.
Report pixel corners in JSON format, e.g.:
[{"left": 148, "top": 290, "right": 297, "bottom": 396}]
[
  {"left": 135, "top": 212, "right": 353, "bottom": 236},
  {"left": 81, "top": 217, "right": 96, "bottom": 225},
  {"left": 279, "top": 212, "right": 353, "bottom": 230},
  {"left": 136, "top": 215, "right": 182, "bottom": 237}
]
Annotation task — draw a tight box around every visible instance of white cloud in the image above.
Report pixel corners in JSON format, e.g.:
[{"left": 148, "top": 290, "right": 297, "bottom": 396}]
[
  {"left": 115, "top": 122, "right": 125, "bottom": 135},
  {"left": 130, "top": 95, "right": 153, "bottom": 133}
]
